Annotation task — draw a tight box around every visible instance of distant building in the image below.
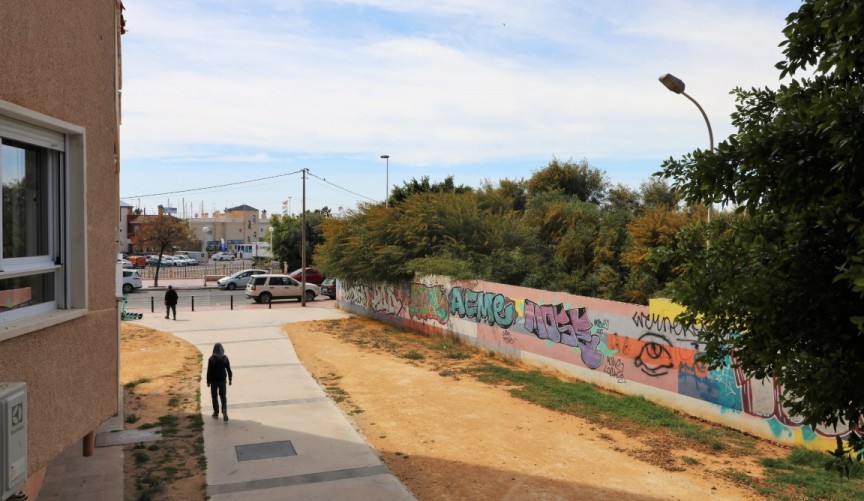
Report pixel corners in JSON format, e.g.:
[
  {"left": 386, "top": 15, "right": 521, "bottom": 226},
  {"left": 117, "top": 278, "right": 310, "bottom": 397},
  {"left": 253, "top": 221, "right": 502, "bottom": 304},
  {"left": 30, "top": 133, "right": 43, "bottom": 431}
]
[{"left": 188, "top": 205, "right": 272, "bottom": 255}]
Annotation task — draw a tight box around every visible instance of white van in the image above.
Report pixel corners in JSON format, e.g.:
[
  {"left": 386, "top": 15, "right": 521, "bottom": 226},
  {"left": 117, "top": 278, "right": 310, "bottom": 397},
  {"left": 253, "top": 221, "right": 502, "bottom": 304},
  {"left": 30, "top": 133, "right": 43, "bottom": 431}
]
[{"left": 175, "top": 250, "right": 208, "bottom": 264}]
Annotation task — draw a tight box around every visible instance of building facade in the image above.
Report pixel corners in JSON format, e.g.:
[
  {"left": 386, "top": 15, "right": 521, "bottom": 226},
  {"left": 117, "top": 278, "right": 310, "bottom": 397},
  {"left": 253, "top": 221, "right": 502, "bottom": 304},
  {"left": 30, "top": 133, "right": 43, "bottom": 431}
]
[
  {"left": 0, "top": 1, "right": 125, "bottom": 496},
  {"left": 189, "top": 205, "right": 272, "bottom": 255}
]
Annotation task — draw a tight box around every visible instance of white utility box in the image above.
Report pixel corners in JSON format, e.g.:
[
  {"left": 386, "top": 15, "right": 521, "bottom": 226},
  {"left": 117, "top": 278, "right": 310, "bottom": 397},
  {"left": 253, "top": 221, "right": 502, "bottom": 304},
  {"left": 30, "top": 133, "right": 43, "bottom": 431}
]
[{"left": 0, "top": 382, "right": 26, "bottom": 501}]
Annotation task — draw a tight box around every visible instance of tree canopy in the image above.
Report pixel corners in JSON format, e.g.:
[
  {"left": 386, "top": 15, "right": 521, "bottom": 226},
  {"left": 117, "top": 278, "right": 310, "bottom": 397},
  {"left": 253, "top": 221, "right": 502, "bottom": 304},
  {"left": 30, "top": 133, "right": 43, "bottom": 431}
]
[
  {"left": 660, "top": 0, "right": 864, "bottom": 441},
  {"left": 136, "top": 215, "right": 195, "bottom": 285}
]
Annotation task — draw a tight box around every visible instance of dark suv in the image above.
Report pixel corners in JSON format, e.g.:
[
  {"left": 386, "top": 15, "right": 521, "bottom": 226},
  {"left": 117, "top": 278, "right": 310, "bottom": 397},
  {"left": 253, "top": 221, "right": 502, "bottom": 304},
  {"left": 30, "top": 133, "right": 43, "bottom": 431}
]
[{"left": 320, "top": 277, "right": 336, "bottom": 299}]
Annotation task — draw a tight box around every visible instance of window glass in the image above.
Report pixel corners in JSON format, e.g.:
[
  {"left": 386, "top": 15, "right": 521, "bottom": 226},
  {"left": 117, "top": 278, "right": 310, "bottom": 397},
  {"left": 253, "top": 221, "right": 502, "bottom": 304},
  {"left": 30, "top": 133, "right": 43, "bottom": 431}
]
[
  {"left": 0, "top": 273, "right": 55, "bottom": 311},
  {"left": 2, "top": 140, "right": 50, "bottom": 258}
]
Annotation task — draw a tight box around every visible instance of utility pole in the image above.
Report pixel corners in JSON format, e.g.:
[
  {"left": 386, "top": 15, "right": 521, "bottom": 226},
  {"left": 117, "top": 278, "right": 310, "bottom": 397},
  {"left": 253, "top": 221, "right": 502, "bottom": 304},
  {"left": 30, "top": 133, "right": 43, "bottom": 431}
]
[{"left": 301, "top": 169, "right": 307, "bottom": 307}]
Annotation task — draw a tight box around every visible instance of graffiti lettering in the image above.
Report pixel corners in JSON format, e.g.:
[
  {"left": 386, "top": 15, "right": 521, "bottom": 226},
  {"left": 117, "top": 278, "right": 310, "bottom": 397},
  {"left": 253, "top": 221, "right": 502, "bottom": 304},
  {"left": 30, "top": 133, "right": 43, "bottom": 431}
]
[
  {"left": 634, "top": 332, "right": 674, "bottom": 377},
  {"left": 407, "top": 283, "right": 449, "bottom": 324},
  {"left": 523, "top": 300, "right": 603, "bottom": 369},
  {"left": 733, "top": 367, "right": 857, "bottom": 438},
  {"left": 631, "top": 312, "right": 700, "bottom": 340},
  {"left": 449, "top": 286, "right": 515, "bottom": 329},
  {"left": 603, "top": 357, "right": 626, "bottom": 383},
  {"left": 341, "top": 283, "right": 370, "bottom": 307},
  {"left": 501, "top": 330, "right": 516, "bottom": 345},
  {"left": 371, "top": 284, "right": 402, "bottom": 316}
]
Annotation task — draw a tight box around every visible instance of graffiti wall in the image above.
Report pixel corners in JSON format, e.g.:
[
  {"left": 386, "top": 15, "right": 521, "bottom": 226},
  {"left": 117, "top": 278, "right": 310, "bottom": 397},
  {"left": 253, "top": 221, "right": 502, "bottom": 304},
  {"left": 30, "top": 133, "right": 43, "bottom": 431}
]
[{"left": 338, "top": 277, "right": 855, "bottom": 448}]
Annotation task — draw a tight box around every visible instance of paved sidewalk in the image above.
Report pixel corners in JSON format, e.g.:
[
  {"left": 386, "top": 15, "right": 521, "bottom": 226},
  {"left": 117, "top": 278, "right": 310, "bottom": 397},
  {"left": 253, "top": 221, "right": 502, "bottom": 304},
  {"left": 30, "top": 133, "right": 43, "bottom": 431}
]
[{"left": 40, "top": 303, "right": 413, "bottom": 500}]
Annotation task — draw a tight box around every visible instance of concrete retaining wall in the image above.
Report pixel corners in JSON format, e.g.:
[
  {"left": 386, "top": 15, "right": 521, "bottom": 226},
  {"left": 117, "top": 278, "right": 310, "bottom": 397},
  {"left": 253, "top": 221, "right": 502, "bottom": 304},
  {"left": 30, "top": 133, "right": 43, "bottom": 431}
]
[{"left": 337, "top": 276, "right": 854, "bottom": 449}]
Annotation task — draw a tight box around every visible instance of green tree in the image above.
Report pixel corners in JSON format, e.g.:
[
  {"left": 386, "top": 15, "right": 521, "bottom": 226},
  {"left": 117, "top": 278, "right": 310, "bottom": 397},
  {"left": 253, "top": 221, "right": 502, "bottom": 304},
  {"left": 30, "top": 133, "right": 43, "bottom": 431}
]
[
  {"left": 660, "top": 0, "right": 864, "bottom": 452},
  {"left": 315, "top": 192, "right": 539, "bottom": 285},
  {"left": 388, "top": 175, "right": 473, "bottom": 206},
  {"left": 526, "top": 158, "right": 609, "bottom": 204},
  {"left": 136, "top": 215, "right": 195, "bottom": 286},
  {"left": 269, "top": 209, "right": 329, "bottom": 271}
]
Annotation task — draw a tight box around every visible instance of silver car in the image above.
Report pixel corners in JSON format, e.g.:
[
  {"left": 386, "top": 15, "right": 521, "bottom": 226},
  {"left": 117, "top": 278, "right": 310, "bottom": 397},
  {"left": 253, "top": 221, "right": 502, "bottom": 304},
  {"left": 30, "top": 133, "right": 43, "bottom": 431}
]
[
  {"left": 217, "top": 269, "right": 267, "bottom": 290},
  {"left": 245, "top": 274, "right": 320, "bottom": 303}
]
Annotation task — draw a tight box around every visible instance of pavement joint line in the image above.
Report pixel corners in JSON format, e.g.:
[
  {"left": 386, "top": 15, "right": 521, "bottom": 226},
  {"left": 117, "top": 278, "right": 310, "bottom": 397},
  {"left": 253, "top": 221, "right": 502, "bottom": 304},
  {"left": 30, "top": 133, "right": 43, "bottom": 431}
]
[
  {"left": 228, "top": 397, "right": 329, "bottom": 409},
  {"left": 233, "top": 363, "right": 303, "bottom": 369},
  {"left": 206, "top": 464, "right": 392, "bottom": 496},
  {"left": 181, "top": 325, "right": 287, "bottom": 333},
  {"left": 193, "top": 337, "right": 284, "bottom": 347}
]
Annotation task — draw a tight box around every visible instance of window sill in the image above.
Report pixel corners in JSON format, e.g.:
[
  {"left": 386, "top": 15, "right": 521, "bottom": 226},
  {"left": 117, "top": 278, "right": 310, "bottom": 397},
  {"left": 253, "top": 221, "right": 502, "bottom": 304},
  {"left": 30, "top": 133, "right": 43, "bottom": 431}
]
[{"left": 0, "top": 309, "right": 87, "bottom": 343}]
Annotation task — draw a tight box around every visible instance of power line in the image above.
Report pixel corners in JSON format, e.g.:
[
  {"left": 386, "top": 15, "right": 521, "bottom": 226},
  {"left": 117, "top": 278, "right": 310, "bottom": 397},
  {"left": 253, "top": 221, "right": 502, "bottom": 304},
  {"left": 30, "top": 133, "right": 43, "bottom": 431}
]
[
  {"left": 122, "top": 169, "right": 306, "bottom": 199},
  {"left": 306, "top": 170, "right": 378, "bottom": 203}
]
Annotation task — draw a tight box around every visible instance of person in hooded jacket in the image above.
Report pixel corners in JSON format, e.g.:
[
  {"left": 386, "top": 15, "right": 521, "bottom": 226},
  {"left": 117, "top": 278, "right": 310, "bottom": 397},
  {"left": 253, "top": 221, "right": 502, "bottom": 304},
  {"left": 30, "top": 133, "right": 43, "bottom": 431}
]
[
  {"left": 206, "top": 342, "right": 233, "bottom": 421},
  {"left": 164, "top": 285, "right": 178, "bottom": 320}
]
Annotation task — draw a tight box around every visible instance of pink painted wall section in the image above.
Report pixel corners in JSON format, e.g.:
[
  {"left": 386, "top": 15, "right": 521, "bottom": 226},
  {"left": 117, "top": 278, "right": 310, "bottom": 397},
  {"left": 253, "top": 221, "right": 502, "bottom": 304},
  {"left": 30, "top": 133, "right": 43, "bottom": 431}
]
[{"left": 338, "top": 278, "right": 857, "bottom": 448}]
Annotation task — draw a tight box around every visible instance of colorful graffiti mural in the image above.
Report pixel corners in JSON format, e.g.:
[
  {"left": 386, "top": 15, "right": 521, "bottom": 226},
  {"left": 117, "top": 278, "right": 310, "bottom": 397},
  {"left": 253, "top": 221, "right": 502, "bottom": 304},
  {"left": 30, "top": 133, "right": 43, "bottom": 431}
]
[{"left": 339, "top": 279, "right": 856, "bottom": 448}]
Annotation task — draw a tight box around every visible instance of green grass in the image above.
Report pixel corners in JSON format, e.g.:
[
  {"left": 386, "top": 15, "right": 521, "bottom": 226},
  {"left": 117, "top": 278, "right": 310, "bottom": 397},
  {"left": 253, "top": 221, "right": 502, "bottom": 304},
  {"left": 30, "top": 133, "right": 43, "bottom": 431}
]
[
  {"left": 167, "top": 396, "right": 180, "bottom": 407},
  {"left": 124, "top": 377, "right": 152, "bottom": 389},
  {"left": 133, "top": 451, "right": 150, "bottom": 464},
  {"left": 466, "top": 364, "right": 757, "bottom": 455},
  {"left": 157, "top": 415, "right": 179, "bottom": 435},
  {"left": 402, "top": 350, "right": 425, "bottom": 360},
  {"left": 186, "top": 413, "right": 204, "bottom": 432},
  {"left": 757, "top": 448, "right": 864, "bottom": 500},
  {"left": 125, "top": 413, "right": 140, "bottom": 424}
]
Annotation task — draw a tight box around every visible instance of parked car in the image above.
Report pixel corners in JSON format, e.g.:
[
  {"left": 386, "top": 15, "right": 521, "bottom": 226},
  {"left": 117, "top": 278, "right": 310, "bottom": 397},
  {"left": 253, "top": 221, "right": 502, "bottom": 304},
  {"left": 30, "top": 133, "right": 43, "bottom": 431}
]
[
  {"left": 176, "top": 255, "right": 198, "bottom": 266},
  {"left": 212, "top": 251, "right": 235, "bottom": 261},
  {"left": 172, "top": 256, "right": 187, "bottom": 267},
  {"left": 146, "top": 255, "right": 161, "bottom": 265},
  {"left": 245, "top": 274, "right": 320, "bottom": 303},
  {"left": 122, "top": 270, "right": 142, "bottom": 293},
  {"left": 287, "top": 267, "right": 326, "bottom": 285},
  {"left": 217, "top": 269, "right": 267, "bottom": 290},
  {"left": 118, "top": 258, "right": 134, "bottom": 269},
  {"left": 320, "top": 277, "right": 336, "bottom": 299}
]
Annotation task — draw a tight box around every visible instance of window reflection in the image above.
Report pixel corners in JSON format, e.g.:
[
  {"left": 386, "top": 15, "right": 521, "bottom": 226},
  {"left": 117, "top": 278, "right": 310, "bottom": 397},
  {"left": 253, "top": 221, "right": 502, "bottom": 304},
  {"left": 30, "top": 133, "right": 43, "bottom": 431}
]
[
  {"left": 2, "top": 141, "right": 50, "bottom": 258},
  {"left": 0, "top": 273, "right": 55, "bottom": 312}
]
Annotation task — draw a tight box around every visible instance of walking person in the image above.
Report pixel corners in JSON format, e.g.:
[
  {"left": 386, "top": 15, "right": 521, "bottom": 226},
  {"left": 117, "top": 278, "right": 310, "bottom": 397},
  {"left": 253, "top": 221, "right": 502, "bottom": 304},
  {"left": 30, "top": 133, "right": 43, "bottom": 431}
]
[
  {"left": 207, "top": 342, "right": 233, "bottom": 421},
  {"left": 164, "top": 285, "right": 178, "bottom": 320}
]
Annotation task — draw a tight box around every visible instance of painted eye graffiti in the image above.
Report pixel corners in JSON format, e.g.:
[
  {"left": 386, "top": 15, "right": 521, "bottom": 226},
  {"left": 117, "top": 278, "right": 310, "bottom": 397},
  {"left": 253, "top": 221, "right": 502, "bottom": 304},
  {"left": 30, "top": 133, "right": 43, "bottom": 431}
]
[{"left": 634, "top": 333, "right": 674, "bottom": 377}]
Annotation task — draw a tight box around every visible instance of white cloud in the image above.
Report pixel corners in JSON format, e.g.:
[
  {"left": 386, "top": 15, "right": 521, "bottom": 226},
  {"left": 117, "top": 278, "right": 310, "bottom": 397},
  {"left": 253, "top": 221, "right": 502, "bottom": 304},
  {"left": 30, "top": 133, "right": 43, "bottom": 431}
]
[{"left": 120, "top": 0, "right": 802, "bottom": 208}]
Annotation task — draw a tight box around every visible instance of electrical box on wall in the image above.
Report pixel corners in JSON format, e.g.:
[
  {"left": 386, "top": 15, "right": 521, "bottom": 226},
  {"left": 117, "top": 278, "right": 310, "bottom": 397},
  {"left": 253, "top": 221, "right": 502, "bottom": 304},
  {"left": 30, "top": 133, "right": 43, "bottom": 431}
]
[{"left": 0, "top": 382, "right": 27, "bottom": 501}]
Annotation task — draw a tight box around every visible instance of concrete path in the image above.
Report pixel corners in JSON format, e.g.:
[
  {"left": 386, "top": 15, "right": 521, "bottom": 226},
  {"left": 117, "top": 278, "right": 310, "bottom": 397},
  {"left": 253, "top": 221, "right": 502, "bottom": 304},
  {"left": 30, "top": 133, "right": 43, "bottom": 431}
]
[{"left": 137, "top": 307, "right": 415, "bottom": 500}]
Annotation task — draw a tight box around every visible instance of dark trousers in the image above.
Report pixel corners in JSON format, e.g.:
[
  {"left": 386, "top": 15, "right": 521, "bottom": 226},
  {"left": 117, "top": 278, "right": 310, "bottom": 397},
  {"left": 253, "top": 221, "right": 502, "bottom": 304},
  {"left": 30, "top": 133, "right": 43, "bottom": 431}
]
[
  {"left": 165, "top": 303, "right": 176, "bottom": 319},
  {"left": 211, "top": 381, "right": 227, "bottom": 414}
]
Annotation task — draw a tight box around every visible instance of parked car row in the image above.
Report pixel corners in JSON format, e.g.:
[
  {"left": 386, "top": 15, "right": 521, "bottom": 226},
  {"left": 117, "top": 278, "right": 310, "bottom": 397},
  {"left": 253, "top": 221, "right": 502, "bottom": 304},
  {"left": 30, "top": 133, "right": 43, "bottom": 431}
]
[{"left": 140, "top": 254, "right": 200, "bottom": 267}]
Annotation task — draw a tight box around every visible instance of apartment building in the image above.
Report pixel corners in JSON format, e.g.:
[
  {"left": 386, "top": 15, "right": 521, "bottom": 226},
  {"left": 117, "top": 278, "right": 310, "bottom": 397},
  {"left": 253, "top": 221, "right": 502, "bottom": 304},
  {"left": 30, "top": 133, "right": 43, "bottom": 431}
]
[{"left": 0, "top": 1, "right": 125, "bottom": 496}]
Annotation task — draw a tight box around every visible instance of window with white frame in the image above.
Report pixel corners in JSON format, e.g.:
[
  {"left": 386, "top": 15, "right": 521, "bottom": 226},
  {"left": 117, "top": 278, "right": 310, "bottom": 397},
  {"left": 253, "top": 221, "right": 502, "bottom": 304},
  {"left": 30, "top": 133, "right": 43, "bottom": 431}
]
[{"left": 0, "top": 102, "right": 87, "bottom": 336}]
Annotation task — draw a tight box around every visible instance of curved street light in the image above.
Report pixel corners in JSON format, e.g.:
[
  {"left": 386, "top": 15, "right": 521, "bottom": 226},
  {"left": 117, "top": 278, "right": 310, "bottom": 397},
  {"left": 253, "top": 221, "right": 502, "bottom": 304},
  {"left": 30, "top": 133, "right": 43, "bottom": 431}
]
[
  {"left": 659, "top": 73, "right": 714, "bottom": 222},
  {"left": 380, "top": 154, "right": 390, "bottom": 207}
]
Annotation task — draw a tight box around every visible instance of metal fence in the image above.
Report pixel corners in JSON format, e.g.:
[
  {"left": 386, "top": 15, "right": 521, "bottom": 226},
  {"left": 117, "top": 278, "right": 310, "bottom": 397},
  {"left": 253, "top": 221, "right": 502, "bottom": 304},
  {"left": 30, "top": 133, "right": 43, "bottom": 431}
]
[{"left": 132, "top": 260, "right": 280, "bottom": 280}]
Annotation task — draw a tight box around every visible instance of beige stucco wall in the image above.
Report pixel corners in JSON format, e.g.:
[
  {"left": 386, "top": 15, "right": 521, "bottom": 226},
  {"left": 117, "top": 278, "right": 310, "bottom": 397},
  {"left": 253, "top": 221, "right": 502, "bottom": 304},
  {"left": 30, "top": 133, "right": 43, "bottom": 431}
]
[{"left": 0, "top": 0, "right": 122, "bottom": 474}]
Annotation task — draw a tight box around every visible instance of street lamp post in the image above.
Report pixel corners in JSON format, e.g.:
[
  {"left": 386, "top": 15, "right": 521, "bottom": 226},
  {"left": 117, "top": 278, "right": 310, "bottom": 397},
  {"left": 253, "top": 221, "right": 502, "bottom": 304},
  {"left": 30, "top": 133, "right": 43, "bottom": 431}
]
[
  {"left": 380, "top": 154, "right": 390, "bottom": 207},
  {"left": 658, "top": 73, "right": 714, "bottom": 222}
]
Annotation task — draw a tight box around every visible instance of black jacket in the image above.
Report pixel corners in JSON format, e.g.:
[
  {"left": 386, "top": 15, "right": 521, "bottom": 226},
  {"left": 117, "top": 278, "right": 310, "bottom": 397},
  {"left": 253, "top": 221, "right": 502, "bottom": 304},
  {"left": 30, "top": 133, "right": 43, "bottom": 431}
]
[
  {"left": 164, "top": 288, "right": 178, "bottom": 305},
  {"left": 207, "top": 343, "right": 233, "bottom": 384}
]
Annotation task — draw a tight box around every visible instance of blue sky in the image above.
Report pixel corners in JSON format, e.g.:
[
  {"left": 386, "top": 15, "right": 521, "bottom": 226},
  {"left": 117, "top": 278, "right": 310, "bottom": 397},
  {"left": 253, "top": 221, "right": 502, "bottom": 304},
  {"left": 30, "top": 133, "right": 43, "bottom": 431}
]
[{"left": 119, "top": 0, "right": 802, "bottom": 216}]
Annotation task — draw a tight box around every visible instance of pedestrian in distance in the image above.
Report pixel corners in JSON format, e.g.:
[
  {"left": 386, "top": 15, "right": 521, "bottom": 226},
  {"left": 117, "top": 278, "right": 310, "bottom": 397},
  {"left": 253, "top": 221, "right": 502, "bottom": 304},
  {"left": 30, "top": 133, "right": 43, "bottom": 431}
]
[
  {"left": 164, "top": 285, "right": 178, "bottom": 320},
  {"left": 207, "top": 342, "right": 233, "bottom": 421}
]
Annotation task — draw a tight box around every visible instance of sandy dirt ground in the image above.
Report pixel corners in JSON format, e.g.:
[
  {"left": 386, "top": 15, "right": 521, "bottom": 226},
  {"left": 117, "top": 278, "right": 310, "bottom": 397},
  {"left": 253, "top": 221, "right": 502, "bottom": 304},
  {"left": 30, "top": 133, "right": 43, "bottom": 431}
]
[
  {"left": 120, "top": 324, "right": 205, "bottom": 501},
  {"left": 119, "top": 316, "right": 789, "bottom": 500},
  {"left": 286, "top": 317, "right": 785, "bottom": 501}
]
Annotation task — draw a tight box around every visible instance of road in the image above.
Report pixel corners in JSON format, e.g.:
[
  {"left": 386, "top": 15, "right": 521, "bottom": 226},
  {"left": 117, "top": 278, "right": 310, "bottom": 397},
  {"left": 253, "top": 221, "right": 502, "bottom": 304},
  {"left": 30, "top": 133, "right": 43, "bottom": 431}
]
[{"left": 123, "top": 288, "right": 331, "bottom": 311}]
